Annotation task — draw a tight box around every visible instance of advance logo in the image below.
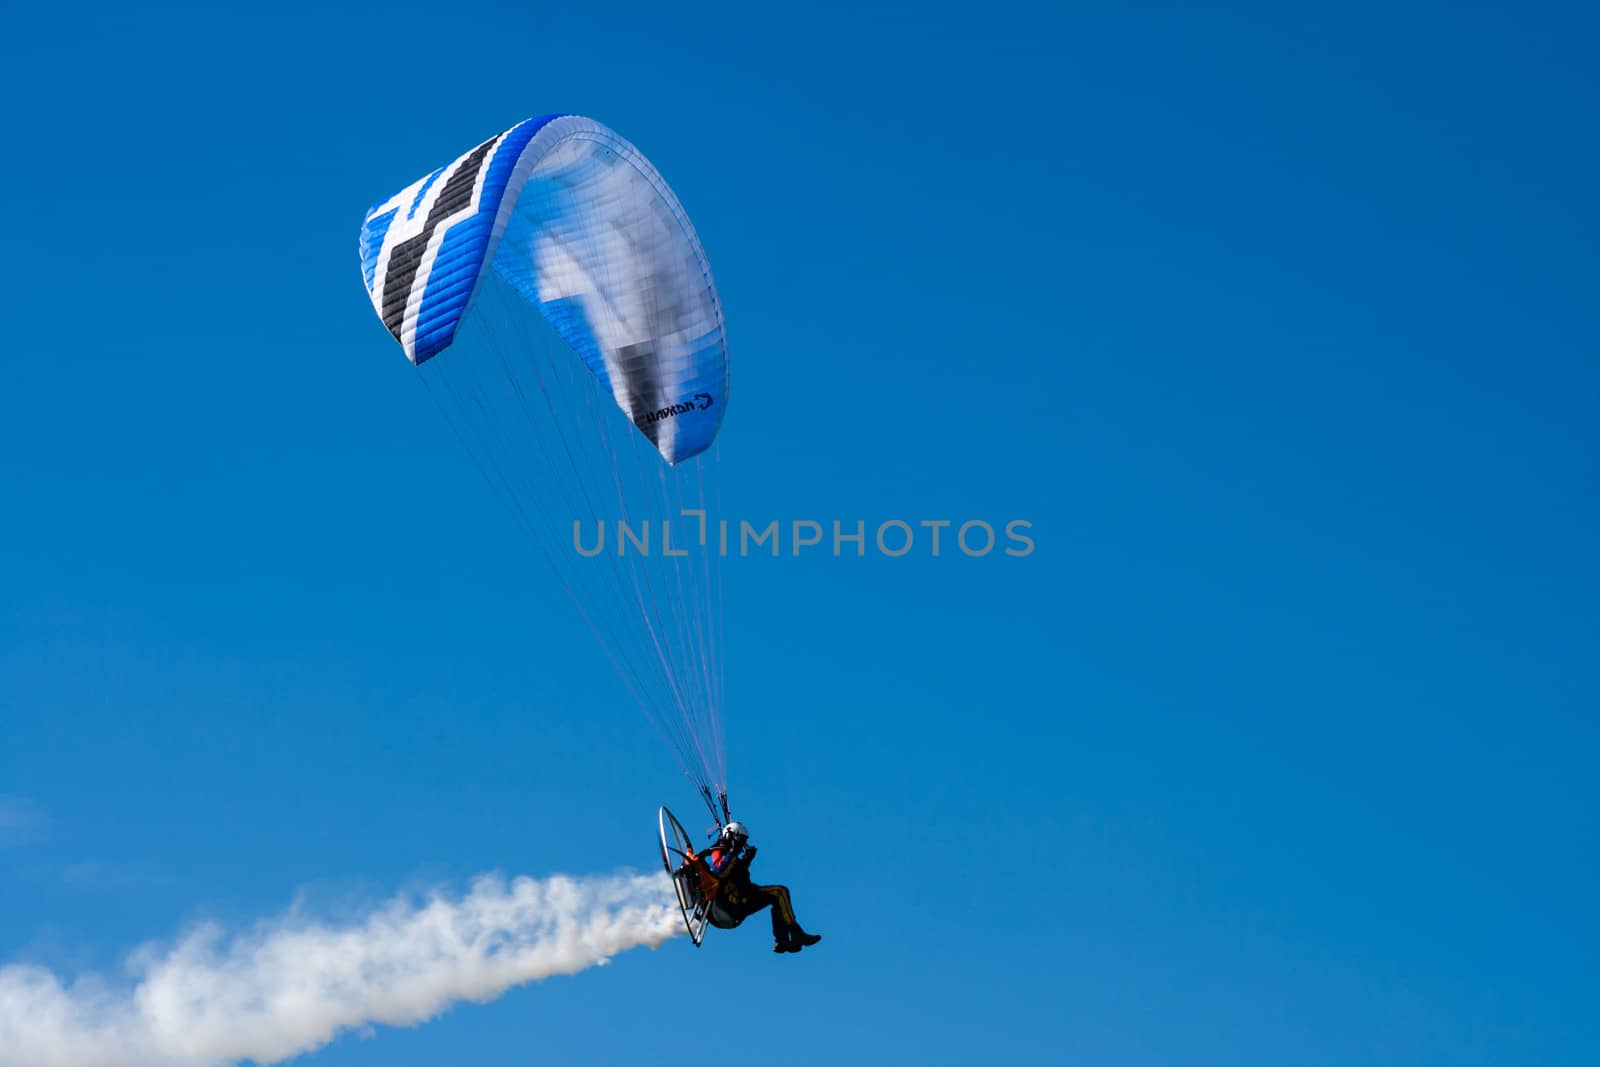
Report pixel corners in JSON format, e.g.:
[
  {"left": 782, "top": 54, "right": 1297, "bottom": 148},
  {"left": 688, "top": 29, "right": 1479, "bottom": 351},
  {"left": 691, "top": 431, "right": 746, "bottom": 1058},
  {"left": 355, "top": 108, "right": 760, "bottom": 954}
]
[{"left": 637, "top": 392, "right": 714, "bottom": 427}]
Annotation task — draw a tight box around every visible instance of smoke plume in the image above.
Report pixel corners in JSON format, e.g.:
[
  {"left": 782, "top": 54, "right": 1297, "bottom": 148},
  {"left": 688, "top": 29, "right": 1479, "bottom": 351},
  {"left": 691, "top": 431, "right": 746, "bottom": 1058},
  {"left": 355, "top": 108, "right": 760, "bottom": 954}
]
[{"left": 0, "top": 871, "right": 681, "bottom": 1067}]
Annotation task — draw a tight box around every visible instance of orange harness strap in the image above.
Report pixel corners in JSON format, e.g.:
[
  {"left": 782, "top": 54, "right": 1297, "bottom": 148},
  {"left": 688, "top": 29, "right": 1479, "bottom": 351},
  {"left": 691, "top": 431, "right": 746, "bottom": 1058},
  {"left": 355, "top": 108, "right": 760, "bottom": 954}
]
[{"left": 686, "top": 849, "right": 723, "bottom": 902}]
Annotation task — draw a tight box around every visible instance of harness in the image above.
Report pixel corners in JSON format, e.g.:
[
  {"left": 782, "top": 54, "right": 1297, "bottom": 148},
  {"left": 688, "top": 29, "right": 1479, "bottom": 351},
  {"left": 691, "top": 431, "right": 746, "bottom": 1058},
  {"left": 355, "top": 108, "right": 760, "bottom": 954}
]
[{"left": 687, "top": 848, "right": 727, "bottom": 904}]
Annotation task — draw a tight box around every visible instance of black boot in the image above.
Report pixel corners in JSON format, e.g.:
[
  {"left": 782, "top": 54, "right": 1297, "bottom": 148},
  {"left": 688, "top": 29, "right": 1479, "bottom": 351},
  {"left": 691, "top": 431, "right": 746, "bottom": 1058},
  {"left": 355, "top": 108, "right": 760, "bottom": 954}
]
[{"left": 789, "top": 927, "right": 821, "bottom": 950}]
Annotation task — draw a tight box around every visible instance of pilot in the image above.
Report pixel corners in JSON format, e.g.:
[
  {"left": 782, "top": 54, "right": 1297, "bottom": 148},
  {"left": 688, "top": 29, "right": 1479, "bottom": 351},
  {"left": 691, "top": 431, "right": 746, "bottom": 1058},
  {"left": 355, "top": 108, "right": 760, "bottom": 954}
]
[{"left": 703, "top": 821, "right": 822, "bottom": 954}]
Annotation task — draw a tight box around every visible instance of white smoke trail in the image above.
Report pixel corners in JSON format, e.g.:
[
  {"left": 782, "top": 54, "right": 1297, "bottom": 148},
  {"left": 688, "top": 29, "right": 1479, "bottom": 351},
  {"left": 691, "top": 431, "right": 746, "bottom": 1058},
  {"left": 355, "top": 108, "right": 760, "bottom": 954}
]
[{"left": 0, "top": 871, "right": 682, "bottom": 1067}]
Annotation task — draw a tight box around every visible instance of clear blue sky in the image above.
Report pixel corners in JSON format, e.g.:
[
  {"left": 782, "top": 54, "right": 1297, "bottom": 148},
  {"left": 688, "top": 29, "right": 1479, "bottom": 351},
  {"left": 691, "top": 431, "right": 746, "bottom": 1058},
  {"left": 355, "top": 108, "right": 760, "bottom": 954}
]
[{"left": 3, "top": 2, "right": 1597, "bottom": 1064}]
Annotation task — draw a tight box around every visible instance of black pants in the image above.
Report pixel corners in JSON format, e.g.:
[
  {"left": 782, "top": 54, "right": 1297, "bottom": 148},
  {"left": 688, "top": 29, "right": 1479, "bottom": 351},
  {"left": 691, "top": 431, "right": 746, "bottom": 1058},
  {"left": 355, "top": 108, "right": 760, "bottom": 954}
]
[{"left": 718, "top": 883, "right": 800, "bottom": 940}]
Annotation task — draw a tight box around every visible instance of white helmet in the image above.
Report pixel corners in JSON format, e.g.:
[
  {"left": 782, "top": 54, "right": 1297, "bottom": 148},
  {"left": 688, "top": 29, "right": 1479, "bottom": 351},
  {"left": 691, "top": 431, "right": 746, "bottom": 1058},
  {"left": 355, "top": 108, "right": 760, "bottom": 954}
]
[{"left": 721, "top": 821, "right": 749, "bottom": 842}]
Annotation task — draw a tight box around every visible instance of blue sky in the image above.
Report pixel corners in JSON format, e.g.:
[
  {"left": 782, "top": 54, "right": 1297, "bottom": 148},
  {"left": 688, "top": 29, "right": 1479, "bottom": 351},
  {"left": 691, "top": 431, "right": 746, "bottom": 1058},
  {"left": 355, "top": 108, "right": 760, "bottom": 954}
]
[{"left": 2, "top": 1, "right": 1597, "bottom": 1064}]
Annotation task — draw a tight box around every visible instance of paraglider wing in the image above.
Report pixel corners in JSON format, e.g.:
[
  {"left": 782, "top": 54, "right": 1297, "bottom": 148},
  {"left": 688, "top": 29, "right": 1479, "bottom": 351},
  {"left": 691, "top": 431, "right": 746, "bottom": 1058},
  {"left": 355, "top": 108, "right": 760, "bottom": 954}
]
[{"left": 359, "top": 114, "right": 728, "bottom": 464}]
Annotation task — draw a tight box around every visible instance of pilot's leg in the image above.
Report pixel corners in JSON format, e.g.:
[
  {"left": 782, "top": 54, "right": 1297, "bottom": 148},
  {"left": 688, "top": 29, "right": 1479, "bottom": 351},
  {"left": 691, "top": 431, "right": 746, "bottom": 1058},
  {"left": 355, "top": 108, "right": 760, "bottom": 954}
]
[
  {"left": 726, "top": 885, "right": 787, "bottom": 949},
  {"left": 750, "top": 884, "right": 797, "bottom": 939},
  {"left": 747, "top": 883, "right": 821, "bottom": 951}
]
